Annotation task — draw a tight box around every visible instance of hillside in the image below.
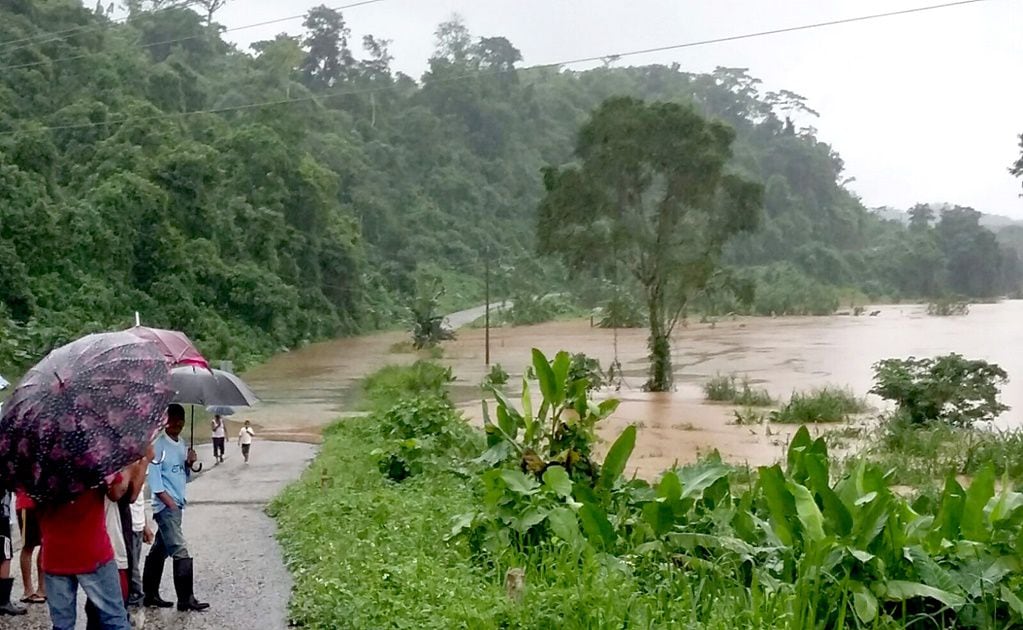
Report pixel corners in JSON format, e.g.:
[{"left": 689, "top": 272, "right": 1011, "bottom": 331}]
[{"left": 1, "top": 1, "right": 1018, "bottom": 372}]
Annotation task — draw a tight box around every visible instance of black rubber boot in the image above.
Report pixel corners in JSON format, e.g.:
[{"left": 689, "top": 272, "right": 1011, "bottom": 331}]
[
  {"left": 173, "top": 558, "right": 209, "bottom": 612},
  {"left": 0, "top": 578, "right": 26, "bottom": 616},
  {"left": 142, "top": 555, "right": 174, "bottom": 608}
]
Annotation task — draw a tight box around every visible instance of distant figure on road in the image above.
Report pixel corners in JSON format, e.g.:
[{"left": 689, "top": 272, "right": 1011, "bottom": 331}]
[
  {"left": 238, "top": 421, "right": 255, "bottom": 464},
  {"left": 211, "top": 415, "right": 226, "bottom": 464}
]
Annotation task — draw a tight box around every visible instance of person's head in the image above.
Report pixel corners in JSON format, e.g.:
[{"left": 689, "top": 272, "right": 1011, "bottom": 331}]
[
  {"left": 166, "top": 403, "right": 186, "bottom": 438},
  {"left": 244, "top": 420, "right": 250, "bottom": 427},
  {"left": 214, "top": 414, "right": 221, "bottom": 422}
]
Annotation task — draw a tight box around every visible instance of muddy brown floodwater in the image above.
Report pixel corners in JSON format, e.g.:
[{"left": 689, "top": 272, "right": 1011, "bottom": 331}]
[{"left": 241, "top": 301, "right": 1023, "bottom": 479}]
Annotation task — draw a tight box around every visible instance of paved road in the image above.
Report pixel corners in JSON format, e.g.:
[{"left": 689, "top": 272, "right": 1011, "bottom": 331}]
[
  {"left": 2, "top": 441, "right": 317, "bottom": 630},
  {"left": 443, "top": 300, "right": 510, "bottom": 330}
]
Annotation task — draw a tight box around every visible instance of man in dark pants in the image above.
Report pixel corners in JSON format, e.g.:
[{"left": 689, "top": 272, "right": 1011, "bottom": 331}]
[{"left": 142, "top": 404, "right": 209, "bottom": 612}]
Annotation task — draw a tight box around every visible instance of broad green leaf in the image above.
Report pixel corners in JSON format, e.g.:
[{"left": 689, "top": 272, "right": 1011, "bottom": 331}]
[
  {"left": 931, "top": 474, "right": 965, "bottom": 543},
  {"left": 817, "top": 485, "right": 853, "bottom": 537},
  {"left": 656, "top": 471, "right": 683, "bottom": 504},
  {"left": 515, "top": 508, "right": 549, "bottom": 533},
  {"left": 678, "top": 460, "right": 731, "bottom": 500},
  {"left": 905, "top": 546, "right": 962, "bottom": 597},
  {"left": 500, "top": 469, "right": 539, "bottom": 495},
  {"left": 521, "top": 376, "right": 533, "bottom": 421},
  {"left": 961, "top": 463, "right": 995, "bottom": 541},
  {"left": 578, "top": 503, "right": 615, "bottom": 550},
  {"left": 496, "top": 405, "right": 518, "bottom": 441},
  {"left": 853, "top": 491, "right": 891, "bottom": 549},
  {"left": 987, "top": 487, "right": 1023, "bottom": 524},
  {"left": 599, "top": 425, "right": 637, "bottom": 491},
  {"left": 446, "top": 512, "right": 474, "bottom": 541},
  {"left": 532, "top": 348, "right": 558, "bottom": 406},
  {"left": 786, "top": 425, "right": 813, "bottom": 475},
  {"left": 758, "top": 465, "right": 796, "bottom": 547},
  {"left": 598, "top": 398, "right": 621, "bottom": 417},
  {"left": 883, "top": 580, "right": 965, "bottom": 610},
  {"left": 551, "top": 351, "right": 571, "bottom": 403},
  {"left": 787, "top": 480, "right": 825, "bottom": 543},
  {"left": 643, "top": 501, "right": 675, "bottom": 537},
  {"left": 851, "top": 582, "right": 878, "bottom": 623},
  {"left": 542, "top": 465, "right": 573, "bottom": 499},
  {"left": 667, "top": 532, "right": 759, "bottom": 559},
  {"left": 1000, "top": 585, "right": 1023, "bottom": 618},
  {"left": 547, "top": 507, "right": 580, "bottom": 544}
]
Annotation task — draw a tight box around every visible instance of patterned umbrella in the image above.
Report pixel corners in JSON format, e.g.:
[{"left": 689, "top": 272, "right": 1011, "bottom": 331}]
[
  {"left": 125, "top": 325, "right": 209, "bottom": 369},
  {"left": 0, "top": 332, "right": 174, "bottom": 504}
]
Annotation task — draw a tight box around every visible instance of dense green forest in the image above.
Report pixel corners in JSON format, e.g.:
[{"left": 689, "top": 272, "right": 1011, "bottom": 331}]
[{"left": 1, "top": 1, "right": 1020, "bottom": 373}]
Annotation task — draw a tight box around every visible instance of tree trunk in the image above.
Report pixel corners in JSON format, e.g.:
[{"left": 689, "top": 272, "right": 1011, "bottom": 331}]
[{"left": 646, "top": 288, "right": 673, "bottom": 391}]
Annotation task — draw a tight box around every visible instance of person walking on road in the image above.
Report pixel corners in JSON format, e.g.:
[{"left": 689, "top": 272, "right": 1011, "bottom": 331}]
[
  {"left": 0, "top": 491, "right": 27, "bottom": 616},
  {"left": 143, "top": 404, "right": 210, "bottom": 612},
  {"left": 238, "top": 420, "right": 255, "bottom": 464},
  {"left": 211, "top": 415, "right": 226, "bottom": 464},
  {"left": 16, "top": 490, "right": 45, "bottom": 605}
]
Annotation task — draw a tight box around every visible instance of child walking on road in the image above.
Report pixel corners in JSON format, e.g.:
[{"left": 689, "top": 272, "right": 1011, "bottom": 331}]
[{"left": 238, "top": 421, "right": 255, "bottom": 463}]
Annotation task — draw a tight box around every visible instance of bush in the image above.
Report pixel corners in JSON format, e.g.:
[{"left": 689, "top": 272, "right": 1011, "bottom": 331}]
[
  {"left": 749, "top": 264, "right": 840, "bottom": 316},
  {"left": 372, "top": 396, "right": 478, "bottom": 481},
  {"left": 870, "top": 354, "right": 1008, "bottom": 426},
  {"left": 597, "top": 295, "right": 645, "bottom": 328},
  {"left": 503, "top": 294, "right": 577, "bottom": 326},
  {"left": 927, "top": 298, "right": 970, "bottom": 316},
  {"left": 481, "top": 363, "right": 510, "bottom": 389},
  {"left": 771, "top": 387, "right": 866, "bottom": 423},
  {"left": 360, "top": 361, "right": 454, "bottom": 411},
  {"left": 704, "top": 374, "right": 773, "bottom": 406}
]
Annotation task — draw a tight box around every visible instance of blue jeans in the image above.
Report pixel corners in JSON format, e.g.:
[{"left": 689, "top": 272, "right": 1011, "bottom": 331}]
[
  {"left": 45, "top": 560, "right": 130, "bottom": 630},
  {"left": 150, "top": 508, "right": 189, "bottom": 561}
]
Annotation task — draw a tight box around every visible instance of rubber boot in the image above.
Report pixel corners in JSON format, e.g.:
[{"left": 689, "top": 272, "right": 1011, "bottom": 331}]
[
  {"left": 0, "top": 578, "right": 26, "bottom": 615},
  {"left": 142, "top": 555, "right": 173, "bottom": 608},
  {"left": 173, "top": 558, "right": 209, "bottom": 612}
]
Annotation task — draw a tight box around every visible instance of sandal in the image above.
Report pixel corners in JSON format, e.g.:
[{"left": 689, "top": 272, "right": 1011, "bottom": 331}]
[{"left": 20, "top": 594, "right": 46, "bottom": 604}]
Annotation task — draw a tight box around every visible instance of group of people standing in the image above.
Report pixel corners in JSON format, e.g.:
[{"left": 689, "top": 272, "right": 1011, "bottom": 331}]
[{"left": 0, "top": 404, "right": 258, "bottom": 629}]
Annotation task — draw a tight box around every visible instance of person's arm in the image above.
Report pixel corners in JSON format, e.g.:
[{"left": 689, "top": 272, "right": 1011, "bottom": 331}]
[
  {"left": 148, "top": 447, "right": 177, "bottom": 511},
  {"left": 106, "top": 470, "right": 130, "bottom": 501},
  {"left": 127, "top": 457, "right": 148, "bottom": 502}
]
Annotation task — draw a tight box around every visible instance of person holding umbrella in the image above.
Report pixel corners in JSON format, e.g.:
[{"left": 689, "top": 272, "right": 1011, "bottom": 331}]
[
  {"left": 0, "top": 332, "right": 177, "bottom": 630},
  {"left": 0, "top": 491, "right": 27, "bottom": 616},
  {"left": 210, "top": 414, "right": 227, "bottom": 463},
  {"left": 142, "top": 403, "right": 209, "bottom": 612}
]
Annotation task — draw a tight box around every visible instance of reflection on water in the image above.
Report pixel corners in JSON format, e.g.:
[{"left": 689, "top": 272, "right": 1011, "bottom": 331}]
[{"left": 240, "top": 301, "right": 1023, "bottom": 470}]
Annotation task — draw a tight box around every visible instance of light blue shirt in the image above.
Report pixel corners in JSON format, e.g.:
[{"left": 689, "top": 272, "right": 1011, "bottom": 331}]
[{"left": 149, "top": 431, "right": 189, "bottom": 515}]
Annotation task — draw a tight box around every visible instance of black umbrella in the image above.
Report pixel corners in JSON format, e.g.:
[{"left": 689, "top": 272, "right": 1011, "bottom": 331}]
[{"left": 170, "top": 366, "right": 258, "bottom": 468}]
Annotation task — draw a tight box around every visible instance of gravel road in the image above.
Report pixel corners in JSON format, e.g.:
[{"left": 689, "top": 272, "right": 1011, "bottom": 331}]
[{"left": 2, "top": 441, "right": 317, "bottom": 630}]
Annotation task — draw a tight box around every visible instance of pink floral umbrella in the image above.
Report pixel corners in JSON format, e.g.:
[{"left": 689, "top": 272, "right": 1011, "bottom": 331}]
[{"left": 0, "top": 331, "right": 174, "bottom": 504}]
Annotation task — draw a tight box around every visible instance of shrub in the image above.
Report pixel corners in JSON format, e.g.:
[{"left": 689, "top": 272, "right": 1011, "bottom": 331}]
[
  {"left": 870, "top": 354, "right": 1008, "bottom": 426},
  {"left": 360, "top": 361, "right": 454, "bottom": 411},
  {"left": 704, "top": 374, "right": 773, "bottom": 406},
  {"left": 481, "top": 363, "right": 510, "bottom": 389},
  {"left": 503, "top": 294, "right": 577, "bottom": 326},
  {"left": 597, "top": 295, "right": 644, "bottom": 328},
  {"left": 372, "top": 395, "right": 477, "bottom": 481},
  {"left": 771, "top": 387, "right": 866, "bottom": 423},
  {"left": 567, "top": 352, "right": 604, "bottom": 391},
  {"left": 926, "top": 299, "right": 970, "bottom": 316}
]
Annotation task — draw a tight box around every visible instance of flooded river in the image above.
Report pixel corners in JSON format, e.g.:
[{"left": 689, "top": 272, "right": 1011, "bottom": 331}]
[{"left": 241, "top": 301, "right": 1023, "bottom": 477}]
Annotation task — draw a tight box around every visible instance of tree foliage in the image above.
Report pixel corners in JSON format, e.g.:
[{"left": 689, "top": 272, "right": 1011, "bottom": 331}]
[{"left": 538, "top": 98, "right": 762, "bottom": 390}]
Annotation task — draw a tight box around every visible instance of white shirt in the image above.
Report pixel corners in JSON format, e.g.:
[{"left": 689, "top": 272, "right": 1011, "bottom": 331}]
[
  {"left": 130, "top": 484, "right": 146, "bottom": 533},
  {"left": 211, "top": 419, "right": 226, "bottom": 439},
  {"left": 239, "top": 426, "right": 254, "bottom": 445},
  {"left": 105, "top": 498, "right": 128, "bottom": 570}
]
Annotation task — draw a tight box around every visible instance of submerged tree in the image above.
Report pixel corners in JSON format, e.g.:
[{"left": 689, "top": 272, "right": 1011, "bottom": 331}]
[{"left": 538, "top": 97, "right": 762, "bottom": 391}]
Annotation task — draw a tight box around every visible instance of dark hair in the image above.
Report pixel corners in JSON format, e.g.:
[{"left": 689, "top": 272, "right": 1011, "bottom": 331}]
[{"left": 168, "top": 403, "right": 185, "bottom": 421}]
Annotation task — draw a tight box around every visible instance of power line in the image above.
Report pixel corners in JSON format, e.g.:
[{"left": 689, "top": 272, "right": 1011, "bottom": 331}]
[
  {"left": 0, "top": 0, "right": 385, "bottom": 71},
  {"left": 0, "top": 0, "right": 1003, "bottom": 138},
  {"left": 0, "top": 3, "right": 187, "bottom": 55}
]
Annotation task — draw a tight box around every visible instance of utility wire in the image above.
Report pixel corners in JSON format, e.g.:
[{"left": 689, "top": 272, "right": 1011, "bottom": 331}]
[
  {"left": 0, "top": 0, "right": 1004, "bottom": 138},
  {"left": 0, "top": 3, "right": 187, "bottom": 54},
  {"left": 0, "top": 0, "right": 386, "bottom": 71}
]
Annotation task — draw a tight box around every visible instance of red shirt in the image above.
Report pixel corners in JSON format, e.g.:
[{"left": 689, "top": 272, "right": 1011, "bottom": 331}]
[
  {"left": 38, "top": 488, "right": 114, "bottom": 575},
  {"left": 15, "top": 491, "right": 35, "bottom": 511}
]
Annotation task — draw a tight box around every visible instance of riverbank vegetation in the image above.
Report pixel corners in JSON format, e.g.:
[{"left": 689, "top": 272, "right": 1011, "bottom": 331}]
[
  {"left": 4, "top": 3, "right": 1021, "bottom": 377},
  {"left": 274, "top": 352, "right": 1023, "bottom": 628}
]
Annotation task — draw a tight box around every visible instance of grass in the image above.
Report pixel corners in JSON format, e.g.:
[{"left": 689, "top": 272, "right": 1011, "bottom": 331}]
[
  {"left": 842, "top": 420, "right": 1023, "bottom": 489},
  {"left": 703, "top": 374, "right": 774, "bottom": 407},
  {"left": 770, "top": 387, "right": 868, "bottom": 423},
  {"left": 271, "top": 415, "right": 863, "bottom": 629}
]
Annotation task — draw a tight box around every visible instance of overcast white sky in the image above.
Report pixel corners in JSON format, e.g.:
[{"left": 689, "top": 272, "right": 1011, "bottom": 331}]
[{"left": 211, "top": 0, "right": 1023, "bottom": 216}]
